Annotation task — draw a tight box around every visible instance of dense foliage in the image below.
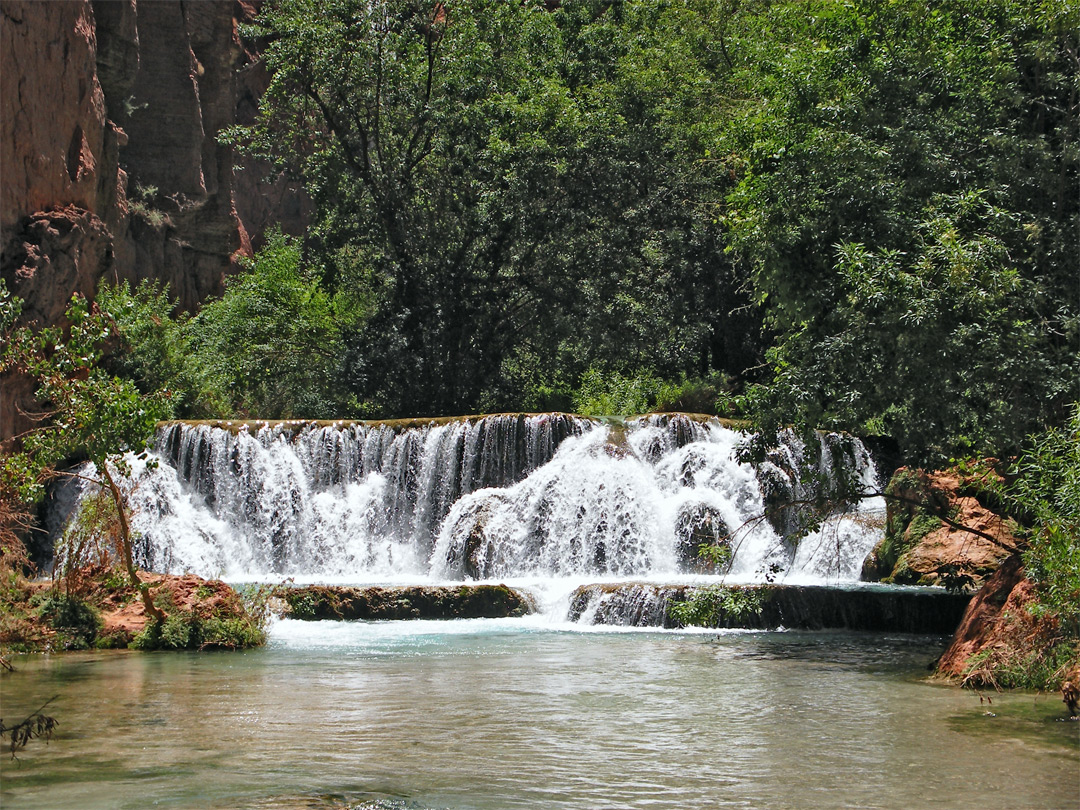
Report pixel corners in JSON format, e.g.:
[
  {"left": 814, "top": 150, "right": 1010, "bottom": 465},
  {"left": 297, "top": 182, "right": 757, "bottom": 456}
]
[
  {"left": 724, "top": 0, "right": 1078, "bottom": 464},
  {"left": 0, "top": 282, "right": 170, "bottom": 504},
  {"left": 214, "top": 0, "right": 1079, "bottom": 464},
  {"left": 227, "top": 0, "right": 753, "bottom": 417},
  {"left": 997, "top": 407, "right": 1080, "bottom": 633},
  {"left": 186, "top": 230, "right": 354, "bottom": 417}
]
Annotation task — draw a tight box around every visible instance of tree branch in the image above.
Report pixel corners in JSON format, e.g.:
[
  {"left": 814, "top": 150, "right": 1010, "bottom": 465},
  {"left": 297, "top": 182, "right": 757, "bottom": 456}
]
[
  {"left": 1, "top": 696, "right": 58, "bottom": 759},
  {"left": 101, "top": 463, "right": 165, "bottom": 622}
]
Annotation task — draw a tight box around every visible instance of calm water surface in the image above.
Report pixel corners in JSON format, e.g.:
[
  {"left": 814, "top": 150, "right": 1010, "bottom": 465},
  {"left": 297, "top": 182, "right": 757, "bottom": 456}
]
[{"left": 2, "top": 619, "right": 1077, "bottom": 810}]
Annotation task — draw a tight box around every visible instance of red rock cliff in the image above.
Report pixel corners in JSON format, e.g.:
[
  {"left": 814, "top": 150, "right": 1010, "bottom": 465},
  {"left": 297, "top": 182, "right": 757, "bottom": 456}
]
[{"left": 0, "top": 0, "right": 279, "bottom": 440}]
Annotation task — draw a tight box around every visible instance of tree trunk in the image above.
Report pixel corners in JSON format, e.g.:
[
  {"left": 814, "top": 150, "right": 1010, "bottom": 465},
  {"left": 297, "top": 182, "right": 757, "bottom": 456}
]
[{"left": 101, "top": 463, "right": 165, "bottom": 623}]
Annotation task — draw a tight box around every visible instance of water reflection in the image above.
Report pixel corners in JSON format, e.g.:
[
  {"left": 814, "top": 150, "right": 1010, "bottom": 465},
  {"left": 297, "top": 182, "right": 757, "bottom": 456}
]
[{"left": 1, "top": 625, "right": 1076, "bottom": 810}]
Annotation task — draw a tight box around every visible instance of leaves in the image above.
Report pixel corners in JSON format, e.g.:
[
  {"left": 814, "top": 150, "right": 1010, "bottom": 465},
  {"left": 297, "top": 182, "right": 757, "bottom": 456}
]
[
  {"left": 722, "top": 0, "right": 1078, "bottom": 463},
  {"left": 188, "top": 229, "right": 351, "bottom": 418},
  {"left": 1, "top": 281, "right": 171, "bottom": 506},
  {"left": 0, "top": 698, "right": 58, "bottom": 759},
  {"left": 1003, "top": 407, "right": 1080, "bottom": 631},
  {"left": 231, "top": 0, "right": 743, "bottom": 417}
]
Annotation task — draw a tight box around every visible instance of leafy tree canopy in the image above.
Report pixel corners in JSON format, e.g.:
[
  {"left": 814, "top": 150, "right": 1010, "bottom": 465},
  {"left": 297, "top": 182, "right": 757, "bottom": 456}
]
[
  {"left": 721, "top": 0, "right": 1078, "bottom": 463},
  {"left": 228, "top": 0, "right": 749, "bottom": 417}
]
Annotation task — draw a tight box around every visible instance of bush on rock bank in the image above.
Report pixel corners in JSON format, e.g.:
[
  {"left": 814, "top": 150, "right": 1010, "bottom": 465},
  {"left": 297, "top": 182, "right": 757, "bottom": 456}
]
[
  {"left": 911, "top": 408, "right": 1080, "bottom": 701},
  {"left": 0, "top": 563, "right": 266, "bottom": 655},
  {"left": 938, "top": 555, "right": 1079, "bottom": 695}
]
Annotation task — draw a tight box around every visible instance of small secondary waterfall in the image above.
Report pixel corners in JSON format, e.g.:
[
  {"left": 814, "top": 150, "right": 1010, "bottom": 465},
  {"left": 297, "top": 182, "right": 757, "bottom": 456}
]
[{"left": 86, "top": 413, "right": 883, "bottom": 584}]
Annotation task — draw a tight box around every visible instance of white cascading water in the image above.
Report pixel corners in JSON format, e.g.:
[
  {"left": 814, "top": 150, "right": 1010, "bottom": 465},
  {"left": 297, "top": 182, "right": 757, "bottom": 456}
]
[{"left": 94, "top": 413, "right": 883, "bottom": 592}]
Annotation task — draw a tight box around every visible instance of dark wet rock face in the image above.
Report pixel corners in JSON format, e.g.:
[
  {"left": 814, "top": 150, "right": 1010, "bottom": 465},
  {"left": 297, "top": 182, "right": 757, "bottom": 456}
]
[
  {"left": 674, "top": 504, "right": 731, "bottom": 573},
  {"left": 568, "top": 581, "right": 971, "bottom": 634}
]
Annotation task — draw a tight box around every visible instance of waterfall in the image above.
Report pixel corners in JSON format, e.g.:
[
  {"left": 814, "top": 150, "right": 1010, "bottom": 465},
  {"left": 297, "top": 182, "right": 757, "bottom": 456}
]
[
  {"left": 125, "top": 414, "right": 587, "bottom": 577},
  {"left": 95, "top": 413, "right": 883, "bottom": 584},
  {"left": 567, "top": 583, "right": 682, "bottom": 627}
]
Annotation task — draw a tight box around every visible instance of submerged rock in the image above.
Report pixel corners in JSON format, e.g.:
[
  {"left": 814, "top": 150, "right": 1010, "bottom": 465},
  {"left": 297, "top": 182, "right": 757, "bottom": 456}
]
[{"left": 280, "top": 584, "right": 536, "bottom": 621}]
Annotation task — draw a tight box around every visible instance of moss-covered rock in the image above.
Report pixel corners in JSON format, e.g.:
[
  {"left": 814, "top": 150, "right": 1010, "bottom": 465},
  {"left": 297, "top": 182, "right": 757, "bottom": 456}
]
[
  {"left": 864, "top": 467, "right": 1015, "bottom": 590},
  {"left": 280, "top": 584, "right": 535, "bottom": 621},
  {"left": 567, "top": 581, "right": 971, "bottom": 633}
]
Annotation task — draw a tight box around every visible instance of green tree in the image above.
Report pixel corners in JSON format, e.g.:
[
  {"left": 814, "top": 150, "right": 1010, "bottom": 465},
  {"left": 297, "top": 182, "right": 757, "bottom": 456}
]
[
  {"left": 720, "top": 0, "right": 1079, "bottom": 462},
  {"left": 188, "top": 229, "right": 351, "bottom": 417},
  {"left": 229, "top": 0, "right": 748, "bottom": 417},
  {"left": 999, "top": 407, "right": 1080, "bottom": 633},
  {"left": 97, "top": 280, "right": 225, "bottom": 419},
  {"left": 1, "top": 282, "right": 169, "bottom": 621}
]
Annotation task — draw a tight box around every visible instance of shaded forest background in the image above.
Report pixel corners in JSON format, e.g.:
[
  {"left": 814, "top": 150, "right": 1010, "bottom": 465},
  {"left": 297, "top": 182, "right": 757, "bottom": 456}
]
[{"left": 83, "top": 0, "right": 1075, "bottom": 470}]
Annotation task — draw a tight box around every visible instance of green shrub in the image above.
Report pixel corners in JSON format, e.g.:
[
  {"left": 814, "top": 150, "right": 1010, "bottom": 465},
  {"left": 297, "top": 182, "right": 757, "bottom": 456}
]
[
  {"left": 1007, "top": 410, "right": 1080, "bottom": 635},
  {"left": 94, "top": 630, "right": 132, "bottom": 649},
  {"left": 654, "top": 373, "right": 733, "bottom": 415},
  {"left": 199, "top": 616, "right": 267, "bottom": 649},
  {"left": 187, "top": 229, "right": 351, "bottom": 418},
  {"left": 697, "top": 543, "right": 733, "bottom": 571},
  {"left": 572, "top": 367, "right": 680, "bottom": 416},
  {"left": 284, "top": 589, "right": 320, "bottom": 620},
  {"left": 37, "top": 594, "right": 101, "bottom": 650},
  {"left": 668, "top": 585, "right": 766, "bottom": 628},
  {"left": 131, "top": 610, "right": 266, "bottom": 651},
  {"left": 132, "top": 613, "right": 193, "bottom": 650},
  {"left": 98, "top": 279, "right": 226, "bottom": 419}
]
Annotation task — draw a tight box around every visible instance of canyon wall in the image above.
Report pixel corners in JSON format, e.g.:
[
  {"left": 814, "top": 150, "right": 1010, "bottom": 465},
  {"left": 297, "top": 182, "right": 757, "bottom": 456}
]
[{"left": 1, "top": 0, "right": 301, "bottom": 440}]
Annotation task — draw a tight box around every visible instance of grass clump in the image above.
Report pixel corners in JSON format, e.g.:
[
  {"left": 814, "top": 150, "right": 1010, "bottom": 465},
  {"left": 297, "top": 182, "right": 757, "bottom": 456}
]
[
  {"left": 132, "top": 609, "right": 266, "bottom": 651},
  {"left": 964, "top": 637, "right": 1079, "bottom": 692},
  {"left": 131, "top": 582, "right": 271, "bottom": 651}
]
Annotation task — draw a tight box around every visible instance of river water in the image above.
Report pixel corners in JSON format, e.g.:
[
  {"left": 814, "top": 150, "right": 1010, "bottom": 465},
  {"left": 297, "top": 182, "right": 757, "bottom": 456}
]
[
  {"left": 2, "top": 618, "right": 1077, "bottom": 810},
  {"left": 14, "top": 417, "right": 1077, "bottom": 807}
]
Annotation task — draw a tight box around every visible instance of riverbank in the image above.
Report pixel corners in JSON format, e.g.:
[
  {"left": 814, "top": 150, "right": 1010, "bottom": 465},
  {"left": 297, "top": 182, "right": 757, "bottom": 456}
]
[{"left": 0, "top": 565, "right": 266, "bottom": 656}]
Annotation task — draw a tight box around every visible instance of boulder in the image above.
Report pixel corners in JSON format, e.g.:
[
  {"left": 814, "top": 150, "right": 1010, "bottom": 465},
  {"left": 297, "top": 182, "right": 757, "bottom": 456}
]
[
  {"left": 674, "top": 503, "right": 731, "bottom": 573},
  {"left": 281, "top": 584, "right": 536, "bottom": 621},
  {"left": 866, "top": 468, "right": 1015, "bottom": 589}
]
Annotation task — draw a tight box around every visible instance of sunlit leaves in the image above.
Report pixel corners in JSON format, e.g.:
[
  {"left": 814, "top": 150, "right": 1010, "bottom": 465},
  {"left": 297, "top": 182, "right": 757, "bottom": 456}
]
[
  {"left": 0, "top": 281, "right": 172, "bottom": 505},
  {"left": 188, "top": 229, "right": 350, "bottom": 418},
  {"left": 722, "top": 0, "right": 1078, "bottom": 462}
]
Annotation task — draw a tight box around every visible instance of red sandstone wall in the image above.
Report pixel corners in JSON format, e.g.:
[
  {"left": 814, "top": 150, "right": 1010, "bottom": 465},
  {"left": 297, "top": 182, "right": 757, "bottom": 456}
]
[{"left": 0, "top": 0, "right": 295, "bottom": 441}]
